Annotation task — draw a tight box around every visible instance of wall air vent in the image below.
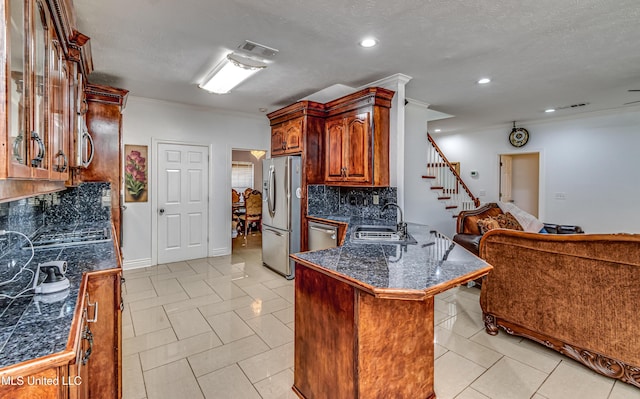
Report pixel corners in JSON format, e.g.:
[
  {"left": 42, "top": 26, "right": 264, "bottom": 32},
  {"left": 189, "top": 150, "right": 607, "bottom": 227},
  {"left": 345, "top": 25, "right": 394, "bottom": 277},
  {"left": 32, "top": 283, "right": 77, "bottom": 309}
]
[{"left": 237, "top": 40, "right": 279, "bottom": 59}]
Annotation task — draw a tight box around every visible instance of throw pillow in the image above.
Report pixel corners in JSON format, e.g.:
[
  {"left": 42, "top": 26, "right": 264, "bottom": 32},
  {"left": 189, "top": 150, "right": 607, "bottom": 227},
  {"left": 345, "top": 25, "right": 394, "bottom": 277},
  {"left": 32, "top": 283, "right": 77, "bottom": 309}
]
[
  {"left": 496, "top": 212, "right": 524, "bottom": 231},
  {"left": 477, "top": 217, "right": 501, "bottom": 234}
]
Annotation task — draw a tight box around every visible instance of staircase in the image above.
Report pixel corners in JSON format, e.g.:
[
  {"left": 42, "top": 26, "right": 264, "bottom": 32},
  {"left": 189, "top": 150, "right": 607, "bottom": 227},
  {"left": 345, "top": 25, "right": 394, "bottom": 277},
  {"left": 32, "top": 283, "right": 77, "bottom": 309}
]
[{"left": 422, "top": 133, "right": 479, "bottom": 217}]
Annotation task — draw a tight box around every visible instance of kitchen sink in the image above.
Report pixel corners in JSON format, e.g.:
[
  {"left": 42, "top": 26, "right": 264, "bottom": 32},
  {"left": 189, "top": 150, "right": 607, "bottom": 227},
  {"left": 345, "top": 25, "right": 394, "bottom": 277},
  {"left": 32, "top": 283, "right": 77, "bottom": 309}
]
[{"left": 351, "top": 225, "right": 417, "bottom": 245}]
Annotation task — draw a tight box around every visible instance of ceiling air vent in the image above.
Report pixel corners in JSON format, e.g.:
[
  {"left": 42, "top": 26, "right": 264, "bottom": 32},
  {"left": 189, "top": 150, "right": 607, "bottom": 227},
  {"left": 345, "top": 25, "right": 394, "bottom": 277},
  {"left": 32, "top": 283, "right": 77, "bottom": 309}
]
[
  {"left": 237, "top": 40, "right": 279, "bottom": 59},
  {"left": 557, "top": 102, "right": 590, "bottom": 110}
]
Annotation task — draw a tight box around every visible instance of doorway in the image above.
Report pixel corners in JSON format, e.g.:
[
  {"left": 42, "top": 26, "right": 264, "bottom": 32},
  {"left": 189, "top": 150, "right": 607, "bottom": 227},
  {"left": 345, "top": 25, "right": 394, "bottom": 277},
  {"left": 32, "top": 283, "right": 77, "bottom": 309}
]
[
  {"left": 499, "top": 152, "right": 540, "bottom": 217},
  {"left": 231, "top": 149, "right": 265, "bottom": 251},
  {"left": 156, "top": 142, "right": 209, "bottom": 264}
]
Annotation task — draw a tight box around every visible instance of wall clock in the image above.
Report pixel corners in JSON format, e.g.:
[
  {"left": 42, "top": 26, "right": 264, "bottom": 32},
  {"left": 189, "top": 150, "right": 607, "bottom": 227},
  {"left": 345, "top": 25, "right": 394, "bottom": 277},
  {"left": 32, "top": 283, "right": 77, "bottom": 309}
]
[{"left": 509, "top": 123, "right": 529, "bottom": 147}]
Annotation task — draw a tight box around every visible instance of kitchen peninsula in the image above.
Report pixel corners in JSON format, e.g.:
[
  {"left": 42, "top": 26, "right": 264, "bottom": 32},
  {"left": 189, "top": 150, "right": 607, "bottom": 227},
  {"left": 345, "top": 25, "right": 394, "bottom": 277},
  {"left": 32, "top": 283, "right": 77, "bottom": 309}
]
[{"left": 290, "top": 217, "right": 492, "bottom": 398}]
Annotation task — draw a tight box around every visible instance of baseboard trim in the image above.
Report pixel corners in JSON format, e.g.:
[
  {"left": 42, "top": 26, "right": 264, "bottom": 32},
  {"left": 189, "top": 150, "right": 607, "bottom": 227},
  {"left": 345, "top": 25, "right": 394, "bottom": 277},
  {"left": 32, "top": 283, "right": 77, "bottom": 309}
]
[
  {"left": 210, "top": 247, "right": 231, "bottom": 257},
  {"left": 123, "top": 258, "right": 153, "bottom": 270}
]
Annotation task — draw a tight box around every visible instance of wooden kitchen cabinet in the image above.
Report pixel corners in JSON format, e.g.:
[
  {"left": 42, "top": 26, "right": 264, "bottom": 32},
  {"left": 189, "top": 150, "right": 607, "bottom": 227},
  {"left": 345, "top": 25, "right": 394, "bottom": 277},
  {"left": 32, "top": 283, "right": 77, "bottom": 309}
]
[
  {"left": 270, "top": 117, "right": 303, "bottom": 156},
  {"left": 0, "top": 267, "right": 122, "bottom": 399},
  {"left": 324, "top": 87, "right": 394, "bottom": 187},
  {"left": 267, "top": 101, "right": 325, "bottom": 251},
  {"left": 84, "top": 269, "right": 122, "bottom": 399},
  {"left": 2, "top": 0, "right": 52, "bottom": 179},
  {"left": 325, "top": 110, "right": 371, "bottom": 184},
  {"left": 74, "top": 84, "right": 128, "bottom": 246},
  {"left": 1, "top": 0, "right": 96, "bottom": 200},
  {"left": 68, "top": 288, "right": 90, "bottom": 399}
]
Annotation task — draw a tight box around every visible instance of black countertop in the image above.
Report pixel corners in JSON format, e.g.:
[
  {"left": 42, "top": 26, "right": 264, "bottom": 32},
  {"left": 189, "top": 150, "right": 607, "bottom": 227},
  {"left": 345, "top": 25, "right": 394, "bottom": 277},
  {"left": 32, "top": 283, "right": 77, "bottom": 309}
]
[
  {"left": 294, "top": 215, "right": 491, "bottom": 298},
  {"left": 0, "top": 225, "right": 118, "bottom": 369}
]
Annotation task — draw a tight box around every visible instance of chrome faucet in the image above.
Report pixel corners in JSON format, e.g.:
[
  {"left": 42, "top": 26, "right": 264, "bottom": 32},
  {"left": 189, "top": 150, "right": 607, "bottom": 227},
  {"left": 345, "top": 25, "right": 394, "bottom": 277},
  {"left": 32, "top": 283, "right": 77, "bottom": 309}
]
[{"left": 382, "top": 202, "right": 407, "bottom": 238}]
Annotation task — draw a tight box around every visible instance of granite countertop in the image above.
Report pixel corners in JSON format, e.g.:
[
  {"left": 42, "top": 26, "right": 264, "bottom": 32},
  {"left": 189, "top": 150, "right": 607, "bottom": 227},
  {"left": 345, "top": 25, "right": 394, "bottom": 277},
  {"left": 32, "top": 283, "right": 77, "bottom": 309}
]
[
  {"left": 0, "top": 224, "right": 118, "bottom": 369},
  {"left": 294, "top": 215, "right": 491, "bottom": 299}
]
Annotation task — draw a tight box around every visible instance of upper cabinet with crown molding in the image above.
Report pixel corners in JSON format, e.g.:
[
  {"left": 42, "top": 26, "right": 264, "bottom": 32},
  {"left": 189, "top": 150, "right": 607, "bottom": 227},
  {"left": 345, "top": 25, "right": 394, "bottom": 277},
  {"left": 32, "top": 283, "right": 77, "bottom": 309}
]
[
  {"left": 324, "top": 87, "right": 394, "bottom": 187},
  {"left": 1, "top": 0, "right": 127, "bottom": 203}
]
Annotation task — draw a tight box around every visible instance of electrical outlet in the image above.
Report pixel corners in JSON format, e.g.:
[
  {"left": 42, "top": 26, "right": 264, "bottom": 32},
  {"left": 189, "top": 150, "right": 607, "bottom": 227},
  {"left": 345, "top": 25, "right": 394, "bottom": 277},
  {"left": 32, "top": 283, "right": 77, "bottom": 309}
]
[
  {"left": 372, "top": 192, "right": 379, "bottom": 205},
  {"left": 349, "top": 195, "right": 357, "bottom": 206}
]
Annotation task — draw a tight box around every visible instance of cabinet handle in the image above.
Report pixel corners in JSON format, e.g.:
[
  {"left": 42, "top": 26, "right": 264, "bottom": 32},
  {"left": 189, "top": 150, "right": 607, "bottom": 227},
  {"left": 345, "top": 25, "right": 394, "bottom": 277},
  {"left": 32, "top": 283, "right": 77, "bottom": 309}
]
[
  {"left": 82, "top": 327, "right": 93, "bottom": 365},
  {"left": 282, "top": 141, "right": 286, "bottom": 150},
  {"left": 54, "top": 150, "right": 68, "bottom": 172},
  {"left": 87, "top": 296, "right": 99, "bottom": 323},
  {"left": 12, "top": 132, "right": 24, "bottom": 163},
  {"left": 81, "top": 131, "right": 95, "bottom": 167},
  {"left": 30, "top": 131, "right": 45, "bottom": 167}
]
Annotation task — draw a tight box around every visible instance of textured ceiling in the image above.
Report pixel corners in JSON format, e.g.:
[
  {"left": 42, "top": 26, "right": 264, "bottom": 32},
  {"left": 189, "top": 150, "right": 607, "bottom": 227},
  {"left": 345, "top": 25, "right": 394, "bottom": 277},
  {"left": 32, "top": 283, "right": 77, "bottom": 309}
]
[{"left": 74, "top": 0, "right": 640, "bottom": 133}]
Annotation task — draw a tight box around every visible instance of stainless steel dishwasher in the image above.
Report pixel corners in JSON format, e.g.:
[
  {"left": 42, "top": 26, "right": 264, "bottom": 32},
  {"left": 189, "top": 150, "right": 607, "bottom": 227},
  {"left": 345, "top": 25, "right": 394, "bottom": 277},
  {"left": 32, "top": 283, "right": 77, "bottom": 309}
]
[{"left": 308, "top": 221, "right": 338, "bottom": 251}]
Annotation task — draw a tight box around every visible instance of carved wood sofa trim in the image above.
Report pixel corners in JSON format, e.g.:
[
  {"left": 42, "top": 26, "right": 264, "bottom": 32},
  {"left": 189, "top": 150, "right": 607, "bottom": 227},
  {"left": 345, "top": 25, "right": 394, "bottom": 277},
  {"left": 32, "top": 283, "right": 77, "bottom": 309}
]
[{"left": 483, "top": 313, "right": 640, "bottom": 389}]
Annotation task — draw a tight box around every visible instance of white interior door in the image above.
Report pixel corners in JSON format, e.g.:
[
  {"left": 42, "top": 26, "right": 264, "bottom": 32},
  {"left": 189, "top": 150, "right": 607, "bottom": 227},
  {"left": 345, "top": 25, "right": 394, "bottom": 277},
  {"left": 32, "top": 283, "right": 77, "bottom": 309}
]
[
  {"left": 499, "top": 155, "right": 513, "bottom": 203},
  {"left": 157, "top": 143, "right": 209, "bottom": 264}
]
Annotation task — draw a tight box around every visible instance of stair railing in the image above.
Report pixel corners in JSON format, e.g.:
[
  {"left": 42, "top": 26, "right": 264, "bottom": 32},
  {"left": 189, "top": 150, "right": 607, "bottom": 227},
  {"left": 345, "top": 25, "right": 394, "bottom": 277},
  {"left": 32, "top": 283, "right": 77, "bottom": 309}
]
[{"left": 423, "top": 134, "right": 480, "bottom": 214}]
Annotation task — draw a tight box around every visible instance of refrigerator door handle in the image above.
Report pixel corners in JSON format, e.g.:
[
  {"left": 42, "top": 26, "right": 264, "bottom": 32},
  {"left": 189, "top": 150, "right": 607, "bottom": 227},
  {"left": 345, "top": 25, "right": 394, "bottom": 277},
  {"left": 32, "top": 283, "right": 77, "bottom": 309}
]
[
  {"left": 268, "top": 166, "right": 276, "bottom": 217},
  {"left": 285, "top": 159, "right": 290, "bottom": 199},
  {"left": 264, "top": 227, "right": 283, "bottom": 237}
]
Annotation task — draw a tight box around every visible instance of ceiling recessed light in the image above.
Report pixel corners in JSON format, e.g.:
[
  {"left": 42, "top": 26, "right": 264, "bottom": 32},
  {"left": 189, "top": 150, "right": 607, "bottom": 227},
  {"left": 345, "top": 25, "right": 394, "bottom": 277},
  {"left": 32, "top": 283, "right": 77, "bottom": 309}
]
[
  {"left": 434, "top": 129, "right": 442, "bottom": 132},
  {"left": 359, "top": 38, "right": 378, "bottom": 48},
  {"left": 545, "top": 108, "right": 556, "bottom": 113},
  {"left": 477, "top": 78, "right": 491, "bottom": 85}
]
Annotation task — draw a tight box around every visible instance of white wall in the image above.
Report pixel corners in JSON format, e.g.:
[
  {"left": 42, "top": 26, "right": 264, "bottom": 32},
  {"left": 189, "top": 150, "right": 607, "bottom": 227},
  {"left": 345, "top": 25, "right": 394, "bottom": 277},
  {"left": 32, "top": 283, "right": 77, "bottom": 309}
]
[
  {"left": 404, "top": 102, "right": 458, "bottom": 238},
  {"left": 121, "top": 96, "right": 270, "bottom": 269},
  {"left": 432, "top": 107, "right": 640, "bottom": 234}
]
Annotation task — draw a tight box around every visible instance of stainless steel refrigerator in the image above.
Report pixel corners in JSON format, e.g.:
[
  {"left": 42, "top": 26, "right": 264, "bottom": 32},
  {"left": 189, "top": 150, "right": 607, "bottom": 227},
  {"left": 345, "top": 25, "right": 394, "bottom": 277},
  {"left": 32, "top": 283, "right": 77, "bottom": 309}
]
[{"left": 261, "top": 156, "right": 301, "bottom": 279}]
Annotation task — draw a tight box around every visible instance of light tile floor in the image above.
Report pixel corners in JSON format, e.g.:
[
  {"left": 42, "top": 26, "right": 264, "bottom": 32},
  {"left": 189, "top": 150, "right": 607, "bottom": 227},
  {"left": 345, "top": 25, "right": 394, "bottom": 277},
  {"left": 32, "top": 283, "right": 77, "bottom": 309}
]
[{"left": 122, "top": 234, "right": 640, "bottom": 399}]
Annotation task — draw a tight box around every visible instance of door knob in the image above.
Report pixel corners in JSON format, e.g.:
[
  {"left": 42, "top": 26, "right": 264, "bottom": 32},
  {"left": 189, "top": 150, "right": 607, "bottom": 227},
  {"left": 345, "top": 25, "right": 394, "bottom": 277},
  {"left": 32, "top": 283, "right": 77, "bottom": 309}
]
[{"left": 159, "top": 208, "right": 165, "bottom": 215}]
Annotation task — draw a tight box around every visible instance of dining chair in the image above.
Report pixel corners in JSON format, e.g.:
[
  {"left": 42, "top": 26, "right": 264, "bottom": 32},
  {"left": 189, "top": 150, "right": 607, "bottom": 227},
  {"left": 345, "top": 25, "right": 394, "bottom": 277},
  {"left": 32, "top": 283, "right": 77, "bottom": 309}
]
[
  {"left": 232, "top": 189, "right": 240, "bottom": 203},
  {"left": 239, "top": 190, "right": 262, "bottom": 237},
  {"left": 243, "top": 188, "right": 253, "bottom": 202}
]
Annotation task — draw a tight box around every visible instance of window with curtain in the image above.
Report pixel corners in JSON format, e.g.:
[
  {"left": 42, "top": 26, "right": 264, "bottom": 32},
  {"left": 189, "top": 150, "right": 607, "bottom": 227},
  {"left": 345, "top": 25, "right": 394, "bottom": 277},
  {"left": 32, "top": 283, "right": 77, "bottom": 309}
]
[{"left": 232, "top": 161, "right": 254, "bottom": 195}]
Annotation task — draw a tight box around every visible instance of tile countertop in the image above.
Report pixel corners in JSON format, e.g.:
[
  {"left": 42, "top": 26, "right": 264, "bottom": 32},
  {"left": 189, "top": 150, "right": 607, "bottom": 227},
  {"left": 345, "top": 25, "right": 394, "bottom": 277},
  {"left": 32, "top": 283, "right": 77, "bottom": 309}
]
[
  {"left": 293, "top": 215, "right": 492, "bottom": 300},
  {"left": 0, "top": 225, "right": 118, "bottom": 369}
]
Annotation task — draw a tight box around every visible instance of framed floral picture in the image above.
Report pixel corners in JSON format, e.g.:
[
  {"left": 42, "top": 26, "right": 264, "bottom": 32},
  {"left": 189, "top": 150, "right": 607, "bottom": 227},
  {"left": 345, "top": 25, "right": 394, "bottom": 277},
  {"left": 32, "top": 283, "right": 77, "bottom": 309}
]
[{"left": 124, "top": 145, "right": 148, "bottom": 202}]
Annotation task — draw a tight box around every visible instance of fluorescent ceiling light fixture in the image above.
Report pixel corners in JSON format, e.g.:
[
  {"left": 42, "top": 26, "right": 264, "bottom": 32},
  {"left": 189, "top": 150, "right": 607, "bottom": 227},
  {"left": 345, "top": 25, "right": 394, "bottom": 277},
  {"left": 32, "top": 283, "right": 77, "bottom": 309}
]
[
  {"left": 477, "top": 78, "right": 491, "bottom": 84},
  {"left": 199, "top": 53, "right": 266, "bottom": 94},
  {"left": 545, "top": 108, "right": 556, "bottom": 113},
  {"left": 359, "top": 38, "right": 378, "bottom": 48}
]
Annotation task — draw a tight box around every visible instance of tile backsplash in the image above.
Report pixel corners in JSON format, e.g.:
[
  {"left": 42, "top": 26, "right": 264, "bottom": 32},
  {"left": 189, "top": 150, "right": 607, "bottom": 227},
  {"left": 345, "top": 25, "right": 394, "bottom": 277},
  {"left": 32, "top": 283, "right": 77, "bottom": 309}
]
[
  {"left": 0, "top": 182, "right": 111, "bottom": 254},
  {"left": 307, "top": 185, "right": 398, "bottom": 222}
]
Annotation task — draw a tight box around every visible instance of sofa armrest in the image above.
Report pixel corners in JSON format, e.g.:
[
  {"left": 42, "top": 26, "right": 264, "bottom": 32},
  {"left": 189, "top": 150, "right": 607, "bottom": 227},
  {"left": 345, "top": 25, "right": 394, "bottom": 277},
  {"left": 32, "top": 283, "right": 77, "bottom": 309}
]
[
  {"left": 455, "top": 203, "right": 503, "bottom": 235},
  {"left": 452, "top": 234, "right": 482, "bottom": 256},
  {"left": 543, "top": 223, "right": 584, "bottom": 234}
]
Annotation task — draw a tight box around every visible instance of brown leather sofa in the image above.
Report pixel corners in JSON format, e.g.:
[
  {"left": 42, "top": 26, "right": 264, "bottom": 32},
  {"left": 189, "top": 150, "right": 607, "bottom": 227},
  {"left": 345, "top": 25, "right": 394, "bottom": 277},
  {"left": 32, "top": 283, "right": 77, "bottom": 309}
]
[
  {"left": 452, "top": 203, "right": 583, "bottom": 256},
  {"left": 479, "top": 229, "right": 640, "bottom": 388}
]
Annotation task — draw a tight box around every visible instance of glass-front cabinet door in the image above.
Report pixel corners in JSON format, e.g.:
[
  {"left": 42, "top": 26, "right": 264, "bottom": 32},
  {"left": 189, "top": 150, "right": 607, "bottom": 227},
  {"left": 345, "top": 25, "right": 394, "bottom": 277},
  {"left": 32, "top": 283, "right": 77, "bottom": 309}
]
[
  {"left": 30, "top": 0, "right": 49, "bottom": 178},
  {"left": 4, "top": 0, "right": 54, "bottom": 179},
  {"left": 7, "top": 0, "right": 31, "bottom": 177},
  {"left": 50, "top": 39, "right": 69, "bottom": 180}
]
